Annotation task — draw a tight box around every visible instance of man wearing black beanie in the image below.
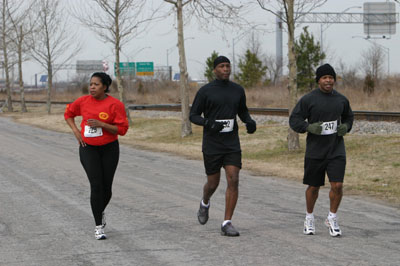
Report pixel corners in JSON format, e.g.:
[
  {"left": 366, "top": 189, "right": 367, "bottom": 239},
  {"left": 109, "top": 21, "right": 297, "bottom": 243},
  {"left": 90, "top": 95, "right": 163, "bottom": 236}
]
[
  {"left": 190, "top": 55, "right": 257, "bottom": 237},
  {"left": 315, "top": 63, "right": 336, "bottom": 83},
  {"left": 289, "top": 63, "right": 354, "bottom": 237}
]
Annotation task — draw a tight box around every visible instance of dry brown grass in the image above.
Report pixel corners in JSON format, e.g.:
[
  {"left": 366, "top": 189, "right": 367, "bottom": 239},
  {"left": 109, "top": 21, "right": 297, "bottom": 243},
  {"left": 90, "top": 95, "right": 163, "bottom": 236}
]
[
  {"left": 2, "top": 75, "right": 400, "bottom": 111},
  {"left": 337, "top": 86, "right": 400, "bottom": 111}
]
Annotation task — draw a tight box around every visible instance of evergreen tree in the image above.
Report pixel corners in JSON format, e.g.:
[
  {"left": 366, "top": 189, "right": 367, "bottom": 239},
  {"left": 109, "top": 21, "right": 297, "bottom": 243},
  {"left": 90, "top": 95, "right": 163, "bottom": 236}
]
[
  {"left": 234, "top": 49, "right": 267, "bottom": 88},
  {"left": 204, "top": 51, "right": 219, "bottom": 82},
  {"left": 295, "top": 26, "right": 325, "bottom": 91}
]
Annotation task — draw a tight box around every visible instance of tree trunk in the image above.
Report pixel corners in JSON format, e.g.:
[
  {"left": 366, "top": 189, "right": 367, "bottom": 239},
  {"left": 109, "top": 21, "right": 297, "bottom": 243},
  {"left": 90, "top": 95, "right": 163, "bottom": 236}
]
[
  {"left": 47, "top": 66, "right": 52, "bottom": 114},
  {"left": 3, "top": 59, "right": 12, "bottom": 112},
  {"left": 114, "top": 1, "right": 132, "bottom": 124},
  {"left": 2, "top": 0, "right": 12, "bottom": 112},
  {"left": 286, "top": 0, "right": 300, "bottom": 151},
  {"left": 115, "top": 48, "right": 128, "bottom": 120},
  {"left": 115, "top": 69, "right": 131, "bottom": 123},
  {"left": 18, "top": 27, "right": 27, "bottom": 113},
  {"left": 176, "top": 0, "right": 192, "bottom": 137}
]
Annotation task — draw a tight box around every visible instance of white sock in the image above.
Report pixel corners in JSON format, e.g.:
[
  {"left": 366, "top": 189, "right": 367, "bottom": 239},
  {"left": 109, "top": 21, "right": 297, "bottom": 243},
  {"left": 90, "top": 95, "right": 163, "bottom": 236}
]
[
  {"left": 328, "top": 211, "right": 337, "bottom": 218},
  {"left": 222, "top": 220, "right": 231, "bottom": 227},
  {"left": 306, "top": 212, "right": 314, "bottom": 219},
  {"left": 201, "top": 200, "right": 210, "bottom": 208}
]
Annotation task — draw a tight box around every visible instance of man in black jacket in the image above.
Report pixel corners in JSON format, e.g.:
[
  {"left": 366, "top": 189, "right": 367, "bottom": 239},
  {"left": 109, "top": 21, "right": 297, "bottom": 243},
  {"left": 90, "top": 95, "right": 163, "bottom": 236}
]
[
  {"left": 189, "top": 56, "right": 256, "bottom": 236},
  {"left": 289, "top": 64, "right": 354, "bottom": 237}
]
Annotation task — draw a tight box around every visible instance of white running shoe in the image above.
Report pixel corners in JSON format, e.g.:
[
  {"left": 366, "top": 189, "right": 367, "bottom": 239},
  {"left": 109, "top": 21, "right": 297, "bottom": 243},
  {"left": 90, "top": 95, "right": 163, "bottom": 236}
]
[
  {"left": 325, "top": 217, "right": 342, "bottom": 237},
  {"left": 303, "top": 217, "right": 315, "bottom": 235},
  {"left": 95, "top": 225, "right": 106, "bottom": 240},
  {"left": 101, "top": 212, "right": 106, "bottom": 229}
]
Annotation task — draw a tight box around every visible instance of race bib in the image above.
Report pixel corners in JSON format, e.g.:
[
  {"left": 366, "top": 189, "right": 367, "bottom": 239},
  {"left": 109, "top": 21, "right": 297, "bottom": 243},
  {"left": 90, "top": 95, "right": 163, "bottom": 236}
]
[
  {"left": 84, "top": 125, "right": 103, "bottom": 137},
  {"left": 216, "top": 119, "right": 234, "bottom": 133},
  {"left": 321, "top": 120, "right": 337, "bottom": 135}
]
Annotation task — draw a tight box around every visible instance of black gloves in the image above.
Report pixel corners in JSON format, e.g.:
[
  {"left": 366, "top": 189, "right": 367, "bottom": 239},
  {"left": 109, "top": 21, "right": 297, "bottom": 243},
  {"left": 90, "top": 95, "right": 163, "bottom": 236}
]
[
  {"left": 337, "top": 123, "right": 348, "bottom": 137},
  {"left": 307, "top": 122, "right": 348, "bottom": 136},
  {"left": 204, "top": 119, "right": 225, "bottom": 133},
  {"left": 205, "top": 118, "right": 257, "bottom": 134},
  {"left": 246, "top": 119, "right": 257, "bottom": 134},
  {"left": 306, "top": 122, "right": 322, "bottom": 135}
]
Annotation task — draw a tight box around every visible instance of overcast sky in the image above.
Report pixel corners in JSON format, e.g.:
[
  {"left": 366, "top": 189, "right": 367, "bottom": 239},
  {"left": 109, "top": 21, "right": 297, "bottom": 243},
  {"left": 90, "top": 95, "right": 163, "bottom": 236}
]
[{"left": 21, "top": 0, "right": 400, "bottom": 85}]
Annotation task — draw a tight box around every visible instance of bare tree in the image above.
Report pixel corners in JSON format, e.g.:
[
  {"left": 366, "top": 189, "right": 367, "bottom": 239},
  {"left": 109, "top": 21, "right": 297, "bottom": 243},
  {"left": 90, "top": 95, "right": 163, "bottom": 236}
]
[
  {"left": 264, "top": 53, "right": 284, "bottom": 85},
  {"left": 73, "top": 0, "right": 159, "bottom": 124},
  {"left": 164, "top": 0, "right": 244, "bottom": 137},
  {"left": 256, "top": 0, "right": 327, "bottom": 151},
  {"left": 361, "top": 43, "right": 385, "bottom": 87},
  {"left": 31, "top": 0, "right": 81, "bottom": 114},
  {"left": 247, "top": 31, "right": 264, "bottom": 57},
  {"left": 1, "top": 0, "right": 16, "bottom": 112},
  {"left": 336, "top": 59, "right": 358, "bottom": 88},
  {"left": 7, "top": 0, "right": 36, "bottom": 112}
]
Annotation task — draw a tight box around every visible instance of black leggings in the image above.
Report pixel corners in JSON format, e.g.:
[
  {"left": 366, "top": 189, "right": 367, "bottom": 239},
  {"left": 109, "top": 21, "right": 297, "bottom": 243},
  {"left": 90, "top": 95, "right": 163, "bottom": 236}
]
[{"left": 79, "top": 140, "right": 119, "bottom": 225}]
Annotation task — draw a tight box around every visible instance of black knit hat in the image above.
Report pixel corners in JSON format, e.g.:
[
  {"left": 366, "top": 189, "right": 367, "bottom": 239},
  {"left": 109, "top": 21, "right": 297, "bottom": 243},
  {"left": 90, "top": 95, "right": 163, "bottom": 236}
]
[
  {"left": 315, "top": 64, "right": 336, "bottom": 82},
  {"left": 213, "top": 56, "right": 230, "bottom": 69}
]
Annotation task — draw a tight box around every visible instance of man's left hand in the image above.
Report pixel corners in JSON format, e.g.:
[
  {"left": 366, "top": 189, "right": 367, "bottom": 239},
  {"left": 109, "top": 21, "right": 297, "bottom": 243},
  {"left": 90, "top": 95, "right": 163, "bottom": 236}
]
[
  {"left": 337, "top": 123, "right": 348, "bottom": 136},
  {"left": 246, "top": 119, "right": 257, "bottom": 134}
]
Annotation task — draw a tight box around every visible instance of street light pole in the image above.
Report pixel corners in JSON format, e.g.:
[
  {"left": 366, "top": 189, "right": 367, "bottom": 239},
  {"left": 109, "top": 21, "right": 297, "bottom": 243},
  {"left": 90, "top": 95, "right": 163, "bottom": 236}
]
[
  {"left": 131, "top": 46, "right": 151, "bottom": 61},
  {"left": 122, "top": 46, "right": 151, "bottom": 62},
  {"left": 166, "top": 44, "right": 177, "bottom": 81},
  {"left": 166, "top": 46, "right": 176, "bottom": 68}
]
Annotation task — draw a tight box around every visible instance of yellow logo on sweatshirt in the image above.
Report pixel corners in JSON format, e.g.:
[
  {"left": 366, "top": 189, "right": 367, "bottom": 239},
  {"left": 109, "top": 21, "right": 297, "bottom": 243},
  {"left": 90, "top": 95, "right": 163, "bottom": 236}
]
[{"left": 99, "top": 112, "right": 109, "bottom": 120}]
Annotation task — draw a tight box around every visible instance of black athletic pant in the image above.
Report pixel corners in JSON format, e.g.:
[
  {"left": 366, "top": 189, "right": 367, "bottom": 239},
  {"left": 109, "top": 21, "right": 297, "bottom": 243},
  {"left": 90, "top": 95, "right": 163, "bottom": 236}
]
[{"left": 79, "top": 140, "right": 119, "bottom": 225}]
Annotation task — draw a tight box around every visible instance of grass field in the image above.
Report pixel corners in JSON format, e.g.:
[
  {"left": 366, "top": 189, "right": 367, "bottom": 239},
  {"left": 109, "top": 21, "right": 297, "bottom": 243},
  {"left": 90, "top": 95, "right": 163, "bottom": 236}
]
[{"left": 2, "top": 103, "right": 399, "bottom": 207}]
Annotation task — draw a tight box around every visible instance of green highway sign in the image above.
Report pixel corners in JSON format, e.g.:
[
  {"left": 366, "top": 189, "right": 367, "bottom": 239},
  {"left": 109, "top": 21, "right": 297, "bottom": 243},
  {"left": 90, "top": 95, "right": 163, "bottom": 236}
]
[
  {"left": 136, "top": 62, "right": 154, "bottom": 76},
  {"left": 114, "top": 62, "right": 135, "bottom": 76}
]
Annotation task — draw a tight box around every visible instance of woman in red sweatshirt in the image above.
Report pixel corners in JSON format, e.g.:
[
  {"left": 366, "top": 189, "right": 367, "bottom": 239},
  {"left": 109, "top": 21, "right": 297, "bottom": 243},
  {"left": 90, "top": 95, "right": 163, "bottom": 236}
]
[{"left": 65, "top": 72, "right": 129, "bottom": 240}]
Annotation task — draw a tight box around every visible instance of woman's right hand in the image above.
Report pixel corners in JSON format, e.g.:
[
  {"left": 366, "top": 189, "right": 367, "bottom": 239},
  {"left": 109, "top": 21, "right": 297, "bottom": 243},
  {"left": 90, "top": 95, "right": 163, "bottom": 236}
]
[
  {"left": 73, "top": 130, "right": 86, "bottom": 147},
  {"left": 65, "top": 117, "right": 86, "bottom": 147}
]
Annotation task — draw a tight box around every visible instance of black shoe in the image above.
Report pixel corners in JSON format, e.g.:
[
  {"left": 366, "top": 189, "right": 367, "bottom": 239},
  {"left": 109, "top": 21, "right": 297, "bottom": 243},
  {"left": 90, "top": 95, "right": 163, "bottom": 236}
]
[
  {"left": 221, "top": 222, "right": 240, "bottom": 237},
  {"left": 197, "top": 201, "right": 209, "bottom": 225}
]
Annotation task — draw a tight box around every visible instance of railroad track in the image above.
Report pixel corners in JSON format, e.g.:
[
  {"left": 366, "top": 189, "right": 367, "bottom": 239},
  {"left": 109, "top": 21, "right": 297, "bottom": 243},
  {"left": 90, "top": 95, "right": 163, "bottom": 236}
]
[
  {"left": 1, "top": 100, "right": 399, "bottom": 123},
  {"left": 128, "top": 104, "right": 400, "bottom": 123}
]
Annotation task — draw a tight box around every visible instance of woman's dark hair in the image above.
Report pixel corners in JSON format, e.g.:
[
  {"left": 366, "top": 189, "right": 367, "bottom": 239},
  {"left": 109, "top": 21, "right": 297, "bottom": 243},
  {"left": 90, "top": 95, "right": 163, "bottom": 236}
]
[{"left": 91, "top": 72, "right": 112, "bottom": 93}]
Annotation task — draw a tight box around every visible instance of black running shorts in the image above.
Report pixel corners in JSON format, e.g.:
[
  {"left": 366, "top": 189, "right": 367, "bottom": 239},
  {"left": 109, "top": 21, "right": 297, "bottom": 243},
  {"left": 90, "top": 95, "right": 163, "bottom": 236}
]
[
  {"left": 203, "top": 152, "right": 242, "bottom": 175},
  {"left": 303, "top": 156, "right": 346, "bottom": 187}
]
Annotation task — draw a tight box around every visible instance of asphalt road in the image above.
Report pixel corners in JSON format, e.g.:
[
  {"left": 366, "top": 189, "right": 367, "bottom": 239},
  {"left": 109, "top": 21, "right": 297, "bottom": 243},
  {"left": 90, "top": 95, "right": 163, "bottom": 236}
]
[{"left": 0, "top": 116, "right": 399, "bottom": 266}]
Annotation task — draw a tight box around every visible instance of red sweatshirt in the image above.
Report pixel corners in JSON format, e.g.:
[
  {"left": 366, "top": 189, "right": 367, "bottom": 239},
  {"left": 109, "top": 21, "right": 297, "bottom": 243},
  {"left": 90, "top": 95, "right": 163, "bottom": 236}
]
[{"left": 64, "top": 95, "right": 129, "bottom": 146}]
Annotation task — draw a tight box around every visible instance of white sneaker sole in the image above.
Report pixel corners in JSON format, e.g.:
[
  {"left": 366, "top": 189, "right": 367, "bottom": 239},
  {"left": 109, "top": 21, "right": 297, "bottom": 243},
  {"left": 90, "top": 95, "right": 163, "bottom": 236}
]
[
  {"left": 303, "top": 229, "right": 315, "bottom": 235},
  {"left": 304, "top": 220, "right": 315, "bottom": 235},
  {"left": 95, "top": 234, "right": 107, "bottom": 240}
]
